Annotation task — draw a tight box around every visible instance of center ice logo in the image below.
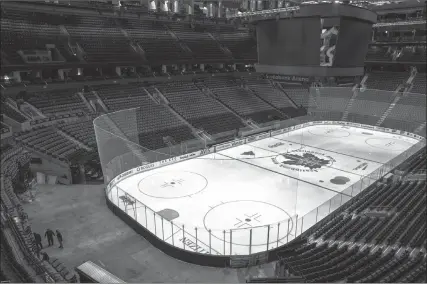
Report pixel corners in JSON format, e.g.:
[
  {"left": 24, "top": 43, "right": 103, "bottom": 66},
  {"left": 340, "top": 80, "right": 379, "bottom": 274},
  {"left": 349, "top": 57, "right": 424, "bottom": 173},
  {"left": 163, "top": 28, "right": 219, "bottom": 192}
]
[{"left": 272, "top": 150, "right": 335, "bottom": 172}]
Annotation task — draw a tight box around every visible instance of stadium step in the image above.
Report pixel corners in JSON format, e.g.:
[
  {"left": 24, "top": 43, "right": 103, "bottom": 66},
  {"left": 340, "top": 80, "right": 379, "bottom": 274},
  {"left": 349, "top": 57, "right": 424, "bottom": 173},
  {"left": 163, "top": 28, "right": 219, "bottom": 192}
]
[
  {"left": 54, "top": 127, "right": 93, "bottom": 151},
  {"left": 414, "top": 121, "right": 426, "bottom": 134},
  {"left": 149, "top": 87, "right": 200, "bottom": 136},
  {"left": 208, "top": 32, "right": 234, "bottom": 59},
  {"left": 90, "top": 91, "right": 109, "bottom": 112},
  {"left": 77, "top": 91, "right": 95, "bottom": 113},
  {"left": 245, "top": 85, "right": 290, "bottom": 119},
  {"left": 195, "top": 82, "right": 252, "bottom": 128},
  {"left": 375, "top": 95, "right": 401, "bottom": 126},
  {"left": 268, "top": 81, "right": 299, "bottom": 109},
  {"left": 341, "top": 89, "right": 359, "bottom": 121}
]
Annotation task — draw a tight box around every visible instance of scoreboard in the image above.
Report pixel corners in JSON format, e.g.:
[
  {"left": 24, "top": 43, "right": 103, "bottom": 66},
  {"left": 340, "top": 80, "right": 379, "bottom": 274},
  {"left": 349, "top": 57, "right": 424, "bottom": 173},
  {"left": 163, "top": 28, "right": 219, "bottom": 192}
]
[{"left": 254, "top": 3, "right": 377, "bottom": 77}]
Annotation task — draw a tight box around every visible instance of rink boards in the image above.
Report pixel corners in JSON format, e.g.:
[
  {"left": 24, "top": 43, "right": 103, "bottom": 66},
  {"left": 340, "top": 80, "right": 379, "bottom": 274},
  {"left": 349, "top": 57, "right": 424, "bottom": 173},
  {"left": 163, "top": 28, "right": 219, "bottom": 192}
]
[{"left": 106, "top": 121, "right": 423, "bottom": 256}]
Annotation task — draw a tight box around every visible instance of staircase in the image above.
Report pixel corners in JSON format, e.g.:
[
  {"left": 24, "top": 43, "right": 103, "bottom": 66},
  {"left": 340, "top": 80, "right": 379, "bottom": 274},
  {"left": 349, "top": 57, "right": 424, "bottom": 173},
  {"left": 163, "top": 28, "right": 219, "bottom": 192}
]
[
  {"left": 6, "top": 98, "right": 31, "bottom": 118},
  {"left": 77, "top": 92, "right": 95, "bottom": 113},
  {"left": 310, "top": 87, "right": 320, "bottom": 109},
  {"left": 117, "top": 20, "right": 147, "bottom": 61},
  {"left": 59, "top": 25, "right": 69, "bottom": 36},
  {"left": 195, "top": 82, "right": 252, "bottom": 128},
  {"left": 146, "top": 87, "right": 201, "bottom": 137},
  {"left": 407, "top": 66, "right": 418, "bottom": 85},
  {"left": 360, "top": 73, "right": 369, "bottom": 89},
  {"left": 116, "top": 19, "right": 145, "bottom": 60},
  {"left": 164, "top": 24, "right": 194, "bottom": 57},
  {"left": 20, "top": 102, "right": 44, "bottom": 119},
  {"left": 208, "top": 32, "right": 234, "bottom": 59},
  {"left": 244, "top": 85, "right": 289, "bottom": 119},
  {"left": 341, "top": 89, "right": 359, "bottom": 121},
  {"left": 90, "top": 91, "right": 109, "bottom": 112},
  {"left": 73, "top": 42, "right": 88, "bottom": 62},
  {"left": 414, "top": 121, "right": 426, "bottom": 134},
  {"left": 147, "top": 86, "right": 170, "bottom": 104},
  {"left": 402, "top": 67, "right": 418, "bottom": 94},
  {"left": 375, "top": 95, "right": 401, "bottom": 126},
  {"left": 133, "top": 43, "right": 148, "bottom": 61},
  {"left": 269, "top": 81, "right": 299, "bottom": 108},
  {"left": 54, "top": 127, "right": 93, "bottom": 151}
]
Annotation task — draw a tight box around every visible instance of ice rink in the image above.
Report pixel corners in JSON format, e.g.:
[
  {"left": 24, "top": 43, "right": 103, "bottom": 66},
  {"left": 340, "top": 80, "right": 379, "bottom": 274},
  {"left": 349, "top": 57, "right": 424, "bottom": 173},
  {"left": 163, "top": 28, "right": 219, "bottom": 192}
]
[{"left": 111, "top": 124, "right": 419, "bottom": 255}]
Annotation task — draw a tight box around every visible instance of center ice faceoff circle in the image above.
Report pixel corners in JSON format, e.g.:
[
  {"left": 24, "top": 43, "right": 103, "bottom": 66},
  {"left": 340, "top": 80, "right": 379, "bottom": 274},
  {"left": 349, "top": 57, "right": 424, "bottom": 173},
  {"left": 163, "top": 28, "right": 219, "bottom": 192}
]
[
  {"left": 203, "top": 200, "right": 293, "bottom": 246},
  {"left": 138, "top": 171, "right": 208, "bottom": 199},
  {"left": 308, "top": 127, "right": 350, "bottom": 138}
]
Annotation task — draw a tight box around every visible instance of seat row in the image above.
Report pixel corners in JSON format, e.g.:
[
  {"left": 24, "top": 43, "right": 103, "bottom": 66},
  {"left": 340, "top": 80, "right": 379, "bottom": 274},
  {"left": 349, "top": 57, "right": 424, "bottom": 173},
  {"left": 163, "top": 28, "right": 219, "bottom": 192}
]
[
  {"left": 365, "top": 72, "right": 409, "bottom": 91},
  {"left": 1, "top": 102, "right": 28, "bottom": 123},
  {"left": 158, "top": 81, "right": 245, "bottom": 134},
  {"left": 1, "top": 8, "right": 253, "bottom": 65},
  {"left": 14, "top": 126, "right": 87, "bottom": 162},
  {"left": 26, "top": 89, "right": 89, "bottom": 115}
]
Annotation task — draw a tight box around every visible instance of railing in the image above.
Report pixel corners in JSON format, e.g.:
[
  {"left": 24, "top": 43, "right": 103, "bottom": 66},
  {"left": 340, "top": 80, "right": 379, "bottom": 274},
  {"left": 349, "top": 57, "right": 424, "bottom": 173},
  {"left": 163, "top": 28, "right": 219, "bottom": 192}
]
[
  {"left": 1, "top": 210, "right": 55, "bottom": 283},
  {"left": 0, "top": 148, "right": 70, "bottom": 282}
]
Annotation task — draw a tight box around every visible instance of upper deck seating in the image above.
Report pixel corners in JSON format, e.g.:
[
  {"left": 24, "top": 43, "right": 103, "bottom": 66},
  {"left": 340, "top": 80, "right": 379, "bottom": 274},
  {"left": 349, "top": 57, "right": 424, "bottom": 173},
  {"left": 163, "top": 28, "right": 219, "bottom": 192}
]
[
  {"left": 216, "top": 32, "right": 257, "bottom": 60},
  {"left": 365, "top": 46, "right": 391, "bottom": 61},
  {"left": 167, "top": 21, "right": 230, "bottom": 61},
  {"left": 120, "top": 18, "right": 191, "bottom": 62},
  {"left": 365, "top": 72, "right": 409, "bottom": 91},
  {"left": 65, "top": 15, "right": 142, "bottom": 63},
  {"left": 0, "top": 9, "right": 65, "bottom": 64}
]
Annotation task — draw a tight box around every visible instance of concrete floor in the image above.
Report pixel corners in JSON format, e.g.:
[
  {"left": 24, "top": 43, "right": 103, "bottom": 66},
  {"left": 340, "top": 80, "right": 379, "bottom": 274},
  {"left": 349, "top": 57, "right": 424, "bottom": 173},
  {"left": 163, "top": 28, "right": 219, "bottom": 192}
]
[{"left": 23, "top": 184, "right": 275, "bottom": 282}]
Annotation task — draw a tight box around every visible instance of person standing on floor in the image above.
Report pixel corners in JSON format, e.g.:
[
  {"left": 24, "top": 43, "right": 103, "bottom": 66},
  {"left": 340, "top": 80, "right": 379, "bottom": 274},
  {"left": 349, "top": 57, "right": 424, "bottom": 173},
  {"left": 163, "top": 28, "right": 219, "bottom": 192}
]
[
  {"left": 42, "top": 252, "right": 49, "bottom": 262},
  {"left": 33, "top": 232, "right": 43, "bottom": 249},
  {"left": 56, "top": 230, "right": 64, "bottom": 249},
  {"left": 45, "top": 229, "right": 55, "bottom": 246},
  {"left": 35, "top": 244, "right": 41, "bottom": 260}
]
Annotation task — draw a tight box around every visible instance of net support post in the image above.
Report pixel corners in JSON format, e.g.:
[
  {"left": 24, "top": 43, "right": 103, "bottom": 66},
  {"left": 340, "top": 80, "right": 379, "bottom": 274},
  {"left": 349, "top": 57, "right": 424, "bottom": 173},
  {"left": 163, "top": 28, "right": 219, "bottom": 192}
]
[
  {"left": 195, "top": 227, "right": 198, "bottom": 249},
  {"left": 249, "top": 229, "right": 252, "bottom": 255},
  {"left": 294, "top": 214, "right": 298, "bottom": 237},
  {"left": 230, "top": 229, "right": 233, "bottom": 255},
  {"left": 171, "top": 221, "right": 174, "bottom": 245},
  {"left": 209, "top": 229, "right": 212, "bottom": 254},
  {"left": 223, "top": 230, "right": 226, "bottom": 255},
  {"left": 161, "top": 217, "right": 164, "bottom": 240},
  {"left": 154, "top": 212, "right": 157, "bottom": 235},
  {"left": 182, "top": 224, "right": 185, "bottom": 249},
  {"left": 144, "top": 206, "right": 148, "bottom": 227}
]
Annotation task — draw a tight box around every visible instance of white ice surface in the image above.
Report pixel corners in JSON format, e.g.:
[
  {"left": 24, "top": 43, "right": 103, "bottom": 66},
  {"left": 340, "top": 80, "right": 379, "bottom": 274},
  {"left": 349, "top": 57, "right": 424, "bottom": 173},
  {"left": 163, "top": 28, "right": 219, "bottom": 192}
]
[{"left": 111, "top": 125, "right": 419, "bottom": 255}]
